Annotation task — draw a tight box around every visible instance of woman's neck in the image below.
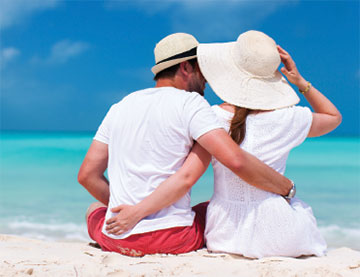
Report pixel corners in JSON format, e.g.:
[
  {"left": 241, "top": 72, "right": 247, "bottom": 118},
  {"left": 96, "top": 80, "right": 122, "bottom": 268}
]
[
  {"left": 219, "top": 102, "right": 271, "bottom": 114},
  {"left": 219, "top": 103, "right": 235, "bottom": 113}
]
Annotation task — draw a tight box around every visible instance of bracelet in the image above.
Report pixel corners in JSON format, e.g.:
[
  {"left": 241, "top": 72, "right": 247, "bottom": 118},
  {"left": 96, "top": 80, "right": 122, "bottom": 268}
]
[{"left": 299, "top": 82, "right": 311, "bottom": 95}]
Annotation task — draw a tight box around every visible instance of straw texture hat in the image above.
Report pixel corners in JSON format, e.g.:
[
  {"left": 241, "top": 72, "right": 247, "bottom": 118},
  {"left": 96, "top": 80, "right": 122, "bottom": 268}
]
[
  {"left": 152, "top": 33, "right": 199, "bottom": 75},
  {"left": 197, "top": 30, "right": 300, "bottom": 110}
]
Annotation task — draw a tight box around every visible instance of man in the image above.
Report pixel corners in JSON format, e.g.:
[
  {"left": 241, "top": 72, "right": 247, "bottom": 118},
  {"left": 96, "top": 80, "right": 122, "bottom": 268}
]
[{"left": 78, "top": 33, "right": 294, "bottom": 257}]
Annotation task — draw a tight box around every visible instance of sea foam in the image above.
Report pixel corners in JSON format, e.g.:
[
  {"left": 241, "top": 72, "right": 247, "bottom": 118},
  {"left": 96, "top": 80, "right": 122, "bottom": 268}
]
[
  {"left": 2, "top": 220, "right": 360, "bottom": 250},
  {"left": 3, "top": 220, "right": 90, "bottom": 242}
]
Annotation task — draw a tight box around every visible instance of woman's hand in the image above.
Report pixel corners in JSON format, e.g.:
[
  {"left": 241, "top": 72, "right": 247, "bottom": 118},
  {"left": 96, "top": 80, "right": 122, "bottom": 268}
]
[
  {"left": 278, "top": 46, "right": 342, "bottom": 137},
  {"left": 105, "top": 204, "right": 143, "bottom": 236},
  {"left": 277, "top": 45, "right": 308, "bottom": 92}
]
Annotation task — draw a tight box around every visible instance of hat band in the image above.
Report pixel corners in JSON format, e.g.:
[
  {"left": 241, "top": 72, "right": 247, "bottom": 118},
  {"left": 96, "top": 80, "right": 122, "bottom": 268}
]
[{"left": 156, "top": 47, "right": 197, "bottom": 65}]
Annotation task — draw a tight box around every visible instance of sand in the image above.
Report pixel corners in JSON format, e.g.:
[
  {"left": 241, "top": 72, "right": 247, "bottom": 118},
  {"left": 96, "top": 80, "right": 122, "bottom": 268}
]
[{"left": 1, "top": 234, "right": 359, "bottom": 277}]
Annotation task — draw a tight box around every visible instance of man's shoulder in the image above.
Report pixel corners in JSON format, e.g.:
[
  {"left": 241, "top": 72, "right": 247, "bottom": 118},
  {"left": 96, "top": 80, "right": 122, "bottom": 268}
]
[
  {"left": 115, "top": 87, "right": 210, "bottom": 110},
  {"left": 139, "top": 87, "right": 208, "bottom": 103},
  {"left": 110, "top": 88, "right": 154, "bottom": 107}
]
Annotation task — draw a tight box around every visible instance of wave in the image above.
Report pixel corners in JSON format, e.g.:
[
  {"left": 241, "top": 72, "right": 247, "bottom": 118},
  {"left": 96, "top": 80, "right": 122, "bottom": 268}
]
[
  {"left": 319, "top": 224, "right": 360, "bottom": 250},
  {"left": 1, "top": 220, "right": 359, "bottom": 250},
  {"left": 1, "top": 220, "right": 90, "bottom": 242}
]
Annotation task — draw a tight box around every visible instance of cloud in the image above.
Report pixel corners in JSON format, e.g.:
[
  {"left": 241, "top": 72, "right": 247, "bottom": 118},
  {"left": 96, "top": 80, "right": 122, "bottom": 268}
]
[
  {"left": 105, "top": 0, "right": 296, "bottom": 41},
  {"left": 0, "top": 0, "right": 59, "bottom": 29},
  {"left": 32, "top": 40, "right": 90, "bottom": 65},
  {"left": 0, "top": 47, "right": 21, "bottom": 68},
  {"left": 47, "top": 40, "right": 90, "bottom": 64},
  {"left": 172, "top": 1, "right": 295, "bottom": 41}
]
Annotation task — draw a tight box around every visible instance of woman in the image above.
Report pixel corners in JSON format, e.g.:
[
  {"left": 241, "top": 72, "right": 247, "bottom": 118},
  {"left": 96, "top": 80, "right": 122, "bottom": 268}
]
[{"left": 196, "top": 30, "right": 342, "bottom": 258}]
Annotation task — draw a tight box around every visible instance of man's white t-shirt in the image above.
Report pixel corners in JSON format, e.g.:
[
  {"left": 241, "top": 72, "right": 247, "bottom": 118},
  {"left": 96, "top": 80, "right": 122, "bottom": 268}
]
[{"left": 94, "top": 87, "right": 223, "bottom": 239}]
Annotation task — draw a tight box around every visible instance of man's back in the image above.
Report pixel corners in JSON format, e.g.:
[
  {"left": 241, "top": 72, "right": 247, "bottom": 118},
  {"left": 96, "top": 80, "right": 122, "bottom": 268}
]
[{"left": 94, "top": 86, "right": 221, "bottom": 239}]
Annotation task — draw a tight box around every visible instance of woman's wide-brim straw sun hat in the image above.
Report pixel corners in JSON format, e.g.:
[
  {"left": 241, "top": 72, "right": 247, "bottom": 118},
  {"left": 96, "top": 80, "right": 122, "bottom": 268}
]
[
  {"left": 197, "top": 30, "right": 300, "bottom": 110},
  {"left": 152, "top": 33, "right": 199, "bottom": 75}
]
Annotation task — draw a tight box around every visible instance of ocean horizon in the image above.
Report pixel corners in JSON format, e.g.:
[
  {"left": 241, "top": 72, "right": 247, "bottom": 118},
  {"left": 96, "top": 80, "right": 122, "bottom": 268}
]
[{"left": 0, "top": 131, "right": 359, "bottom": 250}]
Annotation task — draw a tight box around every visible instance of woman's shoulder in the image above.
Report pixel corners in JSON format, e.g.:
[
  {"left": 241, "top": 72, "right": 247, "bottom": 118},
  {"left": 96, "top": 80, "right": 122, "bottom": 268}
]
[
  {"left": 249, "top": 106, "right": 312, "bottom": 121},
  {"left": 211, "top": 105, "right": 234, "bottom": 120},
  {"left": 278, "top": 105, "right": 311, "bottom": 114}
]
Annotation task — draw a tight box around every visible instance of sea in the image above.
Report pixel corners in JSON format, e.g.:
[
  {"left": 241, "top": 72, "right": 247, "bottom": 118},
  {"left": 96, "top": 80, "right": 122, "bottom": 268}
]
[{"left": 0, "top": 131, "right": 359, "bottom": 250}]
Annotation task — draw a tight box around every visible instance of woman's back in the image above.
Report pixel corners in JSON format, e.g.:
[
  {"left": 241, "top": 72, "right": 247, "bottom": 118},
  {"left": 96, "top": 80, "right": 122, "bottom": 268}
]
[
  {"left": 205, "top": 105, "right": 327, "bottom": 258},
  {"left": 211, "top": 105, "right": 312, "bottom": 201}
]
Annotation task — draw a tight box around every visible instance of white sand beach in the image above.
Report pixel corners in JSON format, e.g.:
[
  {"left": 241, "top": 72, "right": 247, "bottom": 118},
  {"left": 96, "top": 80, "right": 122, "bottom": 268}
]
[{"left": 1, "top": 234, "right": 359, "bottom": 277}]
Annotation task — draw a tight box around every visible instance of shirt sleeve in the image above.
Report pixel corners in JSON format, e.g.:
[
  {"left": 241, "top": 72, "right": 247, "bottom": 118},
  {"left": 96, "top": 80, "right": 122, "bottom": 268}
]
[
  {"left": 287, "top": 106, "right": 313, "bottom": 147},
  {"left": 94, "top": 104, "right": 117, "bottom": 144},
  {"left": 182, "top": 93, "right": 224, "bottom": 140}
]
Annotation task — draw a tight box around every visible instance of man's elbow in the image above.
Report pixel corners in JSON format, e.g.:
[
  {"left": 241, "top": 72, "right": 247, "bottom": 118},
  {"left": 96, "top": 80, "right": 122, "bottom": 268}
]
[
  {"left": 77, "top": 168, "right": 90, "bottom": 187},
  {"left": 227, "top": 157, "right": 245, "bottom": 175},
  {"left": 180, "top": 172, "right": 198, "bottom": 191}
]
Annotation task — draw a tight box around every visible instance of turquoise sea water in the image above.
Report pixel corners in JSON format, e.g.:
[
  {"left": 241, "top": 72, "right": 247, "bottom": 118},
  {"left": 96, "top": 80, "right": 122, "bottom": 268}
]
[{"left": 0, "top": 132, "right": 359, "bottom": 250}]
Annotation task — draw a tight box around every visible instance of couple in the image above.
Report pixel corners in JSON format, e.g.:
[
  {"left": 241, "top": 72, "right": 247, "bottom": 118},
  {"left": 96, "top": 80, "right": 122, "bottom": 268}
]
[{"left": 78, "top": 31, "right": 341, "bottom": 258}]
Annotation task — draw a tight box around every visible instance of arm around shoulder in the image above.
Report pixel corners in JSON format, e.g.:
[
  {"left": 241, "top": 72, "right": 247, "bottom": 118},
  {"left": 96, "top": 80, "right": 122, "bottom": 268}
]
[{"left": 197, "top": 128, "right": 293, "bottom": 196}]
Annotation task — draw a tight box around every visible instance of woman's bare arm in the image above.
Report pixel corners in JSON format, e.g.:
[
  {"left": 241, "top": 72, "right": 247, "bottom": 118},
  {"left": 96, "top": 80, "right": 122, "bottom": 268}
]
[{"left": 278, "top": 46, "right": 342, "bottom": 137}]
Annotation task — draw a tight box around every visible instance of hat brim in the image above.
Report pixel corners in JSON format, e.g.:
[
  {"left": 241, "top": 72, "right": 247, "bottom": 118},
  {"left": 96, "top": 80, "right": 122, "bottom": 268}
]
[
  {"left": 151, "top": 55, "right": 197, "bottom": 75},
  {"left": 197, "top": 42, "right": 300, "bottom": 110}
]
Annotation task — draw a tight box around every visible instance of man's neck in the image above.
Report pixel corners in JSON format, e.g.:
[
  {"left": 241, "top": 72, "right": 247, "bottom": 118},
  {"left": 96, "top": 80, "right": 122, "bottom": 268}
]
[{"left": 155, "top": 77, "right": 187, "bottom": 91}]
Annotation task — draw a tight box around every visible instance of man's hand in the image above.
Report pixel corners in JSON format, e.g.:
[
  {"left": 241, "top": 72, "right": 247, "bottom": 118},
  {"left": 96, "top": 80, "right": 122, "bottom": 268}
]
[{"left": 105, "top": 204, "right": 143, "bottom": 236}]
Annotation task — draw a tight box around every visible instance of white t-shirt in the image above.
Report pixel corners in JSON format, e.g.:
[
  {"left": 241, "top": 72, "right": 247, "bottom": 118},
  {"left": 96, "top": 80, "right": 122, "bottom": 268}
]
[{"left": 94, "top": 87, "right": 222, "bottom": 239}]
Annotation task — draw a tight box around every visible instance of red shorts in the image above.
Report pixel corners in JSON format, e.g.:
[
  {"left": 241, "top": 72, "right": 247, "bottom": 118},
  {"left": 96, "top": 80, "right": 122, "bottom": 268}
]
[{"left": 87, "top": 202, "right": 209, "bottom": 257}]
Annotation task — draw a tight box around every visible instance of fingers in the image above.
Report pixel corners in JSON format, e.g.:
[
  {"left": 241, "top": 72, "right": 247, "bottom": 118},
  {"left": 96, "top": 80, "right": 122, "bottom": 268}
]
[
  {"left": 105, "top": 221, "right": 126, "bottom": 233},
  {"left": 106, "top": 225, "right": 125, "bottom": 235},
  {"left": 280, "top": 67, "right": 288, "bottom": 75},
  {"left": 111, "top": 204, "right": 125, "bottom": 213},
  {"left": 106, "top": 217, "right": 115, "bottom": 225},
  {"left": 105, "top": 221, "right": 118, "bottom": 230},
  {"left": 277, "top": 45, "right": 289, "bottom": 55},
  {"left": 280, "top": 67, "right": 291, "bottom": 79},
  {"left": 277, "top": 45, "right": 293, "bottom": 66}
]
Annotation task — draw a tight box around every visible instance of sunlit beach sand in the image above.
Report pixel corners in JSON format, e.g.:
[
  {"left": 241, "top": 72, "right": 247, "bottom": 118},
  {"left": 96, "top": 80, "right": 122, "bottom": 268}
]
[{"left": 1, "top": 234, "right": 359, "bottom": 277}]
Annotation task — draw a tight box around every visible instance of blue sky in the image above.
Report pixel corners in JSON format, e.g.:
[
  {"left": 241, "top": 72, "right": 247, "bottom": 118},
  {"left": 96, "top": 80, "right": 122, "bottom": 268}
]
[{"left": 1, "top": 0, "right": 359, "bottom": 135}]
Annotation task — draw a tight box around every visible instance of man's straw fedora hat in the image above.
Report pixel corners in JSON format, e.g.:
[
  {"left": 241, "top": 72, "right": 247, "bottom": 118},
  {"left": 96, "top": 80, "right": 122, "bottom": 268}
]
[
  {"left": 152, "top": 33, "right": 199, "bottom": 75},
  {"left": 197, "top": 30, "right": 300, "bottom": 110}
]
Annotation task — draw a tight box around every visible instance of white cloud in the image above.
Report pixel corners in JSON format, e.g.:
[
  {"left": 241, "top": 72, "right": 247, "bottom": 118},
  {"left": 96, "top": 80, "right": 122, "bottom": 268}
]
[
  {"left": 0, "top": 0, "right": 59, "bottom": 29},
  {"left": 105, "top": 0, "right": 297, "bottom": 41},
  {"left": 32, "top": 40, "right": 90, "bottom": 65},
  {"left": 1, "top": 47, "right": 21, "bottom": 68},
  {"left": 172, "top": 1, "right": 295, "bottom": 41},
  {"left": 46, "top": 40, "right": 90, "bottom": 64}
]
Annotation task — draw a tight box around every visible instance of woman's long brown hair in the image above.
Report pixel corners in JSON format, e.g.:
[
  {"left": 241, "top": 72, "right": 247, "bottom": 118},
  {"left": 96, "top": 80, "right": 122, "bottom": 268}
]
[{"left": 229, "top": 106, "right": 251, "bottom": 145}]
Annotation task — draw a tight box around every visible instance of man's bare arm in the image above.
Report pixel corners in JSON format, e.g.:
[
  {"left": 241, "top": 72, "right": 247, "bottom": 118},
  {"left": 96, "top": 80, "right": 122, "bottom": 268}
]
[
  {"left": 106, "top": 127, "right": 293, "bottom": 234},
  {"left": 78, "top": 140, "right": 110, "bottom": 205},
  {"left": 197, "top": 129, "right": 293, "bottom": 196}
]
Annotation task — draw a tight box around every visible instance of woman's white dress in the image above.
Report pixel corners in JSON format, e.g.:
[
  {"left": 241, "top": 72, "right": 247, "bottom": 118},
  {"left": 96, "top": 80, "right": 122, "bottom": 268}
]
[{"left": 205, "top": 105, "right": 327, "bottom": 258}]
